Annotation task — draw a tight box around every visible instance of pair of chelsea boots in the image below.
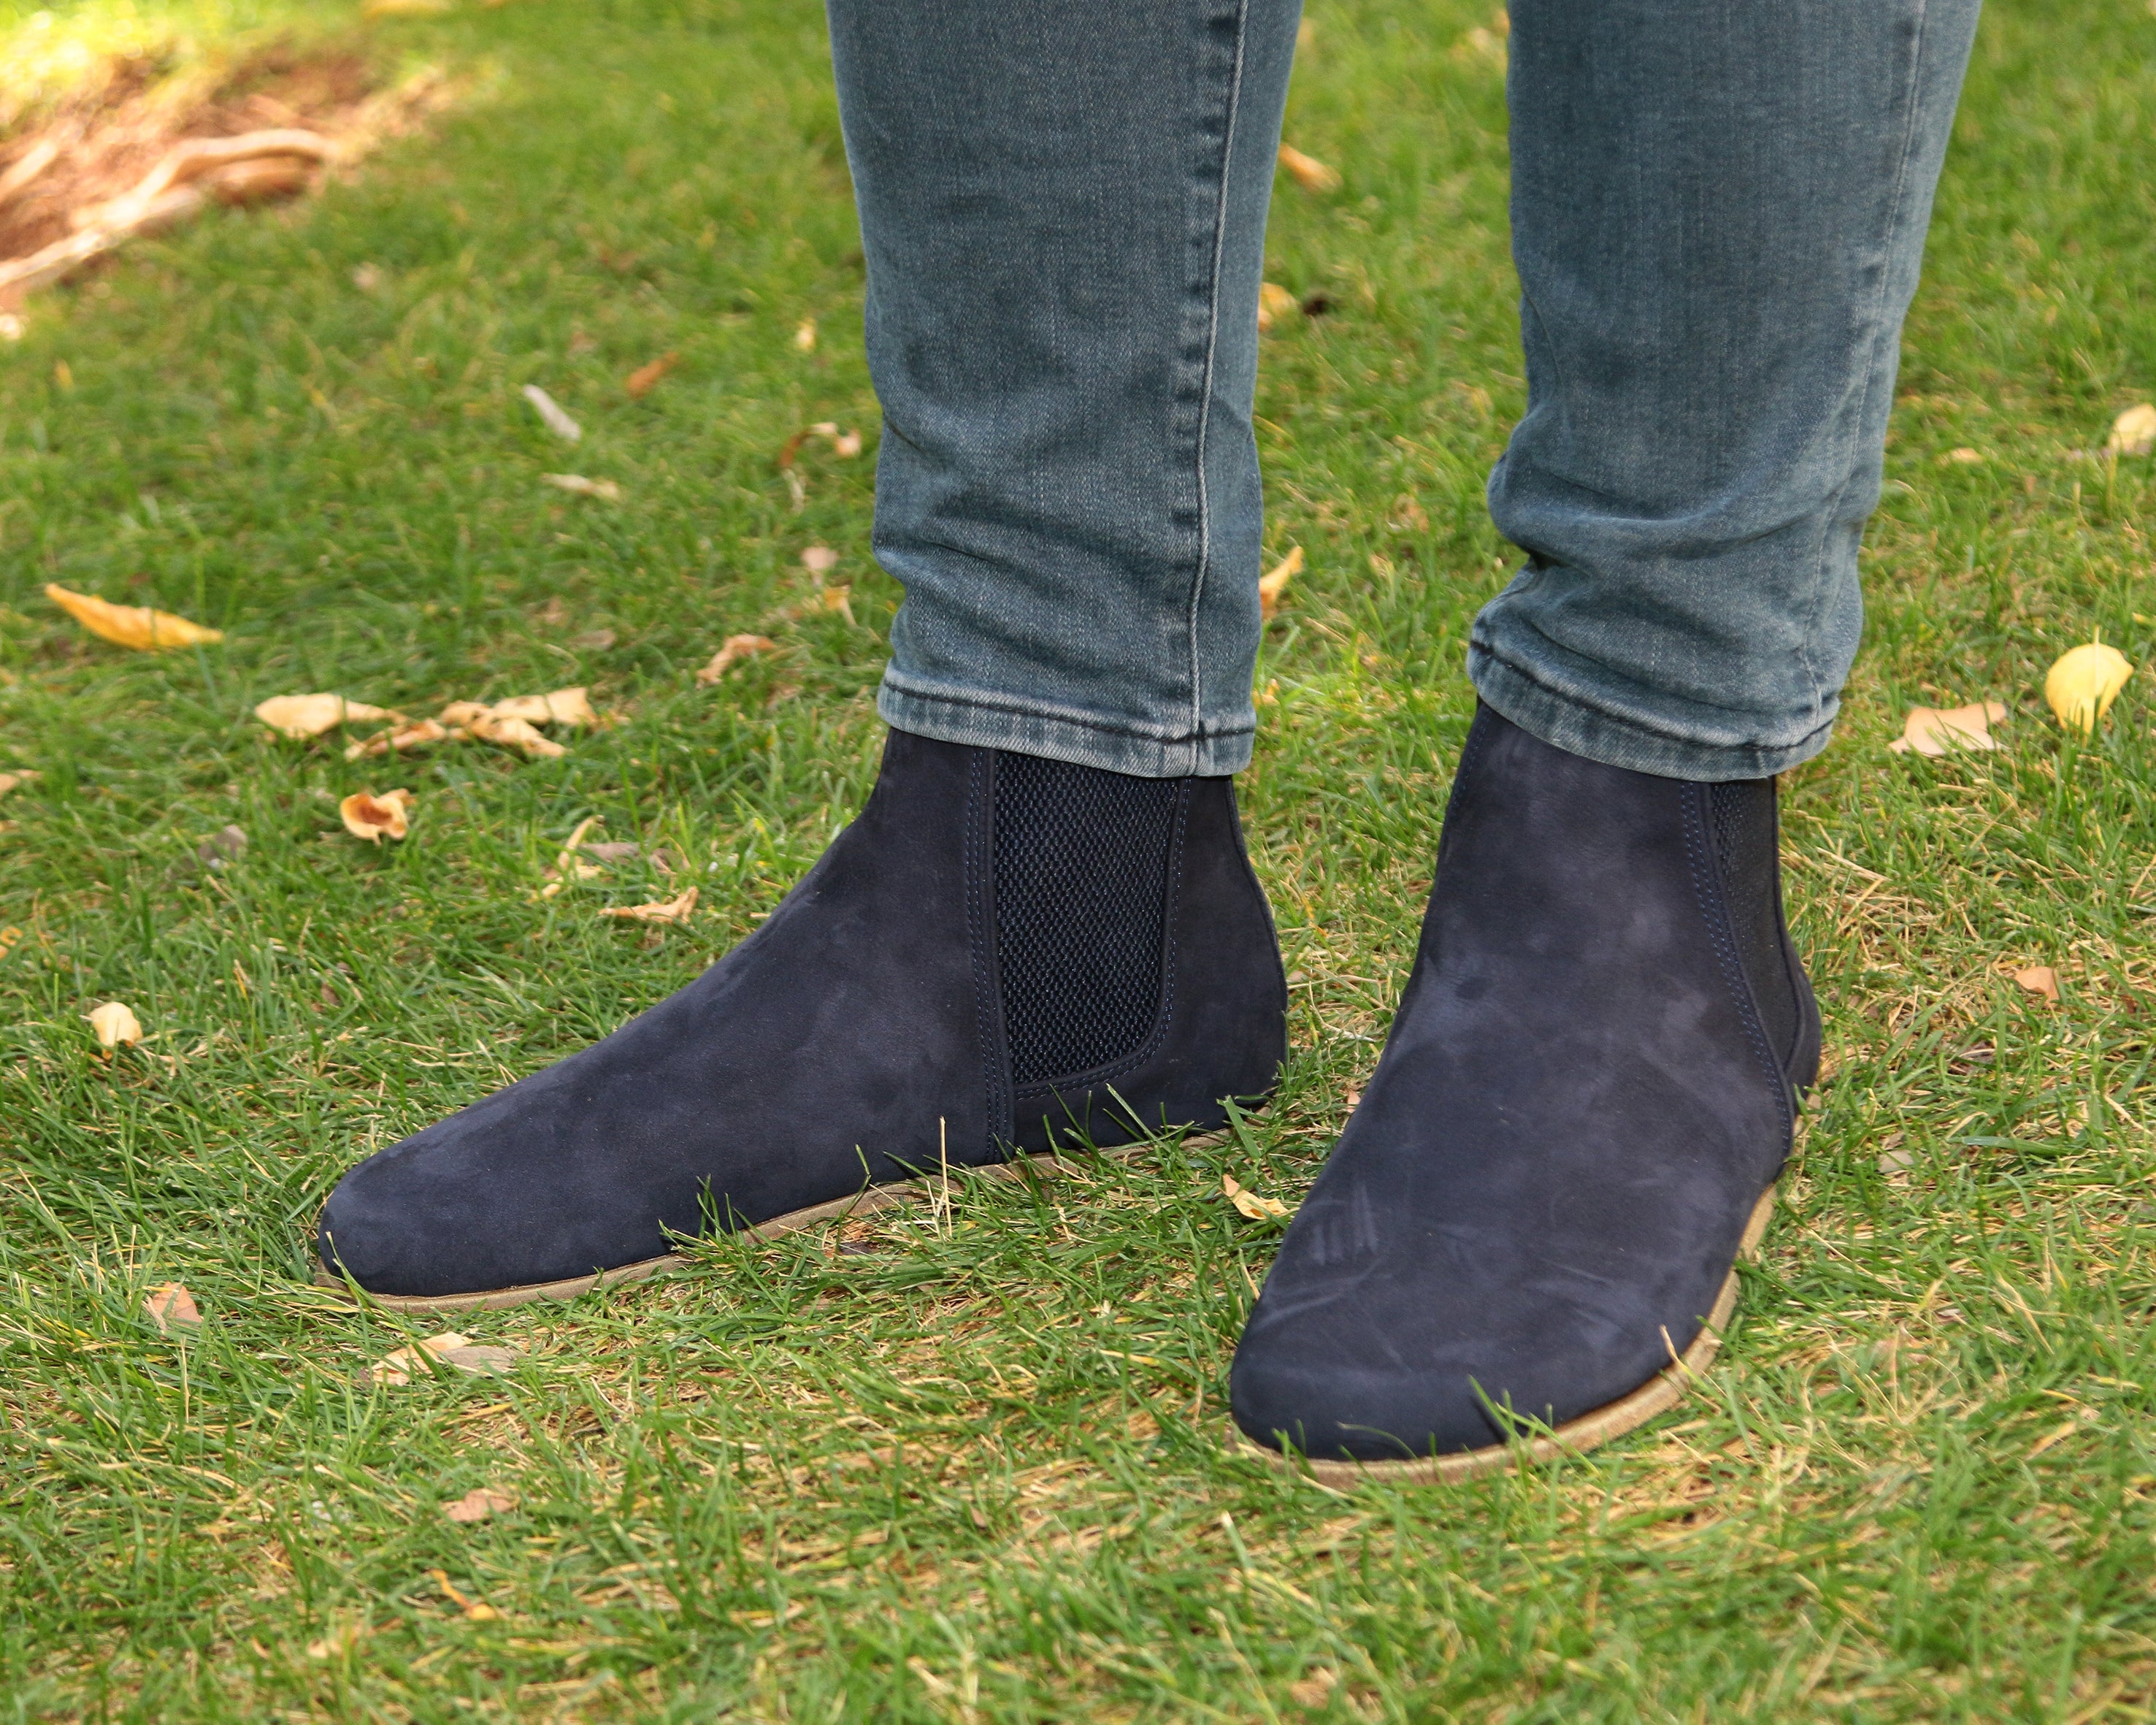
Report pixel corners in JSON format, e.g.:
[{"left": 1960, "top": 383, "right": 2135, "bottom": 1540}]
[{"left": 317, "top": 703, "right": 1818, "bottom": 1476}]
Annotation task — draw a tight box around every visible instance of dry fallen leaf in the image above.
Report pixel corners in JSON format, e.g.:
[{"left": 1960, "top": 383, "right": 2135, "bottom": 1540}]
[
  {"left": 46, "top": 583, "right": 222, "bottom": 651},
  {"left": 143, "top": 1282, "right": 202, "bottom": 1332},
  {"left": 340, "top": 788, "right": 414, "bottom": 843},
  {"left": 438, "top": 703, "right": 567, "bottom": 759},
  {"left": 304, "top": 1620, "right": 369, "bottom": 1661},
  {"left": 488, "top": 686, "right": 597, "bottom": 727},
  {"left": 345, "top": 717, "right": 453, "bottom": 760},
  {"left": 832, "top": 428, "right": 862, "bottom": 457},
  {"left": 369, "top": 1331, "right": 518, "bottom": 1388},
  {"left": 2027, "top": 1418, "right": 2081, "bottom": 1459},
  {"left": 1259, "top": 545, "right": 1303, "bottom": 621},
  {"left": 2106, "top": 402, "right": 2156, "bottom": 459},
  {"left": 87, "top": 1001, "right": 143, "bottom": 1048},
  {"left": 599, "top": 886, "right": 699, "bottom": 925},
  {"left": 625, "top": 351, "right": 678, "bottom": 398},
  {"left": 521, "top": 383, "right": 582, "bottom": 442},
  {"left": 0, "top": 769, "right": 40, "bottom": 798},
  {"left": 198, "top": 825, "right": 248, "bottom": 868},
  {"left": 1288, "top": 1672, "right": 1340, "bottom": 1709},
  {"left": 1943, "top": 446, "right": 1984, "bottom": 464},
  {"left": 802, "top": 545, "right": 840, "bottom": 574},
  {"left": 254, "top": 693, "right": 400, "bottom": 740},
  {"left": 541, "top": 473, "right": 621, "bottom": 502},
  {"left": 697, "top": 635, "right": 778, "bottom": 684},
  {"left": 820, "top": 584, "right": 855, "bottom": 624},
  {"left": 2013, "top": 965, "right": 2060, "bottom": 1002},
  {"left": 1257, "top": 281, "right": 1300, "bottom": 332},
  {"left": 1887, "top": 700, "right": 2006, "bottom": 757},
  {"left": 1277, "top": 143, "right": 1341, "bottom": 194},
  {"left": 793, "top": 318, "right": 818, "bottom": 351},
  {"left": 443, "top": 1487, "right": 517, "bottom": 1524},
  {"left": 1222, "top": 1173, "right": 1291, "bottom": 1220},
  {"left": 429, "top": 1569, "right": 503, "bottom": 1621},
  {"left": 2044, "top": 640, "right": 2133, "bottom": 735}
]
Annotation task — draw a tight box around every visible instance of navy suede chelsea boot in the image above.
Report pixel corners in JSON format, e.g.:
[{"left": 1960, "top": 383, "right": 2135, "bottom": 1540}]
[
  {"left": 1229, "top": 703, "right": 1819, "bottom": 1482},
  {"left": 318, "top": 727, "right": 1286, "bottom": 1310}
]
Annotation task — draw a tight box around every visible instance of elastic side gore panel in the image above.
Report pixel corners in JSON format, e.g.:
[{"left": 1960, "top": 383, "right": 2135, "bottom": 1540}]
[{"left": 993, "top": 752, "right": 1181, "bottom": 1089}]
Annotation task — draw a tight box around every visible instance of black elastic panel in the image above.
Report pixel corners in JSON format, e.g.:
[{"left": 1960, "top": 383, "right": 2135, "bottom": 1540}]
[
  {"left": 1708, "top": 779, "right": 1798, "bottom": 1067},
  {"left": 993, "top": 752, "right": 1181, "bottom": 1089}
]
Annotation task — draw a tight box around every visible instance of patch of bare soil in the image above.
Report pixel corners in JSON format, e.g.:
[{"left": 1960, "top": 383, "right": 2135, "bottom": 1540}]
[{"left": 0, "top": 44, "right": 453, "bottom": 310}]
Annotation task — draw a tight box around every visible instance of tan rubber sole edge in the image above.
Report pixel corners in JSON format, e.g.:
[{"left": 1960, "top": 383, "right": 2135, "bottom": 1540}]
[
  {"left": 1245, "top": 1185, "right": 1776, "bottom": 1488},
  {"left": 312, "top": 1130, "right": 1221, "bottom": 1315}
]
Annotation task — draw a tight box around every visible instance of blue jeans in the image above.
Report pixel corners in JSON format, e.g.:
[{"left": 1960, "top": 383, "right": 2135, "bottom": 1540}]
[{"left": 829, "top": 0, "right": 1981, "bottom": 782}]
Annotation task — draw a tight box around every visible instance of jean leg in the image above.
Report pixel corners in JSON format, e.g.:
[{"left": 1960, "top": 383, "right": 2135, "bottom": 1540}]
[
  {"left": 1471, "top": 0, "right": 1983, "bottom": 781},
  {"left": 829, "top": 0, "right": 1300, "bottom": 777}
]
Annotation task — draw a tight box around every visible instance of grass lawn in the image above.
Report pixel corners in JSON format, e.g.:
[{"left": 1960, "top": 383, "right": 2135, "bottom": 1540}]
[{"left": 2, "top": 0, "right": 2155, "bottom": 1716}]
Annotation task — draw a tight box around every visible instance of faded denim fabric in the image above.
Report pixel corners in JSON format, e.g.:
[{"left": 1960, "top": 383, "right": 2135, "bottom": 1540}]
[{"left": 829, "top": 0, "right": 1980, "bottom": 781}]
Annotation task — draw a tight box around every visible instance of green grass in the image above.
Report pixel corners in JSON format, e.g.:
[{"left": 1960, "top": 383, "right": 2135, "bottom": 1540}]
[{"left": 2, "top": 0, "right": 2155, "bottom": 1716}]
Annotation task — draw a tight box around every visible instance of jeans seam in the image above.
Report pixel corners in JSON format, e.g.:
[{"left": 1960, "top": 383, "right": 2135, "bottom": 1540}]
[
  {"left": 883, "top": 677, "right": 1258, "bottom": 743},
  {"left": 1187, "top": 0, "right": 1252, "bottom": 749},
  {"left": 1795, "top": 0, "right": 1932, "bottom": 735},
  {"left": 1476, "top": 635, "right": 1838, "bottom": 763}
]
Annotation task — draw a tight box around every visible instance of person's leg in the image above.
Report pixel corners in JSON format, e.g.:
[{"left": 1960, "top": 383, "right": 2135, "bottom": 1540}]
[
  {"left": 1232, "top": 0, "right": 1982, "bottom": 1475},
  {"left": 312, "top": 0, "right": 1300, "bottom": 1308},
  {"left": 1476, "top": 0, "right": 1982, "bottom": 781},
  {"left": 833, "top": 0, "right": 1299, "bottom": 776}
]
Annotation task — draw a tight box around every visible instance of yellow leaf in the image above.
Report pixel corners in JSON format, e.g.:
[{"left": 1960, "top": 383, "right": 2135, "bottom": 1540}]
[
  {"left": 2012, "top": 965, "right": 2060, "bottom": 1003},
  {"left": 540, "top": 473, "right": 621, "bottom": 502},
  {"left": 2044, "top": 641, "right": 2133, "bottom": 735},
  {"left": 345, "top": 717, "right": 453, "bottom": 760},
  {"left": 1277, "top": 144, "right": 1340, "bottom": 194},
  {"left": 794, "top": 318, "right": 818, "bottom": 351},
  {"left": 1941, "top": 446, "right": 1984, "bottom": 465},
  {"left": 340, "top": 788, "right": 413, "bottom": 844},
  {"left": 697, "top": 635, "right": 778, "bottom": 684},
  {"left": 820, "top": 584, "right": 855, "bottom": 624},
  {"left": 1886, "top": 700, "right": 2006, "bottom": 757},
  {"left": 253, "top": 694, "right": 399, "bottom": 740},
  {"left": 428, "top": 1569, "right": 502, "bottom": 1621},
  {"left": 87, "top": 1001, "right": 143, "bottom": 1047},
  {"left": 599, "top": 886, "right": 699, "bottom": 925},
  {"left": 368, "top": 1332, "right": 516, "bottom": 1388},
  {"left": 1259, "top": 545, "right": 1303, "bottom": 621},
  {"left": 1223, "top": 1173, "right": 1290, "bottom": 1220},
  {"left": 142, "top": 1282, "right": 202, "bottom": 1332},
  {"left": 2027, "top": 1418, "right": 2080, "bottom": 1458},
  {"left": 365, "top": 0, "right": 452, "bottom": 15},
  {"left": 438, "top": 703, "right": 567, "bottom": 758},
  {"left": 1257, "top": 281, "right": 1300, "bottom": 332},
  {"left": 624, "top": 351, "right": 677, "bottom": 398},
  {"left": 488, "top": 687, "right": 597, "bottom": 727},
  {"left": 444, "top": 1487, "right": 516, "bottom": 1524},
  {"left": 2105, "top": 402, "right": 2156, "bottom": 458},
  {"left": 46, "top": 584, "right": 221, "bottom": 651}
]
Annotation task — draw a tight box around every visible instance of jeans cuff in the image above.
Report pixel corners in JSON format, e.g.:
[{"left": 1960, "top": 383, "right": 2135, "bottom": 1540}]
[
  {"left": 877, "top": 673, "right": 1253, "bottom": 777},
  {"left": 1468, "top": 642, "right": 1837, "bottom": 783}
]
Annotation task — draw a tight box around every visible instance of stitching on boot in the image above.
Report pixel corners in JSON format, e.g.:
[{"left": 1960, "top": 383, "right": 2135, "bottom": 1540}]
[
  {"left": 1681, "top": 784, "right": 1793, "bottom": 1117},
  {"left": 967, "top": 750, "right": 1012, "bottom": 1152}
]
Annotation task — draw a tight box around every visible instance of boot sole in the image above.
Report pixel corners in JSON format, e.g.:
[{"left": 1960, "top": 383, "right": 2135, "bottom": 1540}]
[
  {"left": 311, "top": 1133, "right": 1216, "bottom": 1315},
  {"left": 1241, "top": 1185, "right": 1776, "bottom": 1486}
]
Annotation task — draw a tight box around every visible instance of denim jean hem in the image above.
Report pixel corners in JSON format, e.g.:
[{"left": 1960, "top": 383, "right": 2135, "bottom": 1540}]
[
  {"left": 878, "top": 676, "right": 1254, "bottom": 778},
  {"left": 1468, "top": 644, "right": 1835, "bottom": 784}
]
